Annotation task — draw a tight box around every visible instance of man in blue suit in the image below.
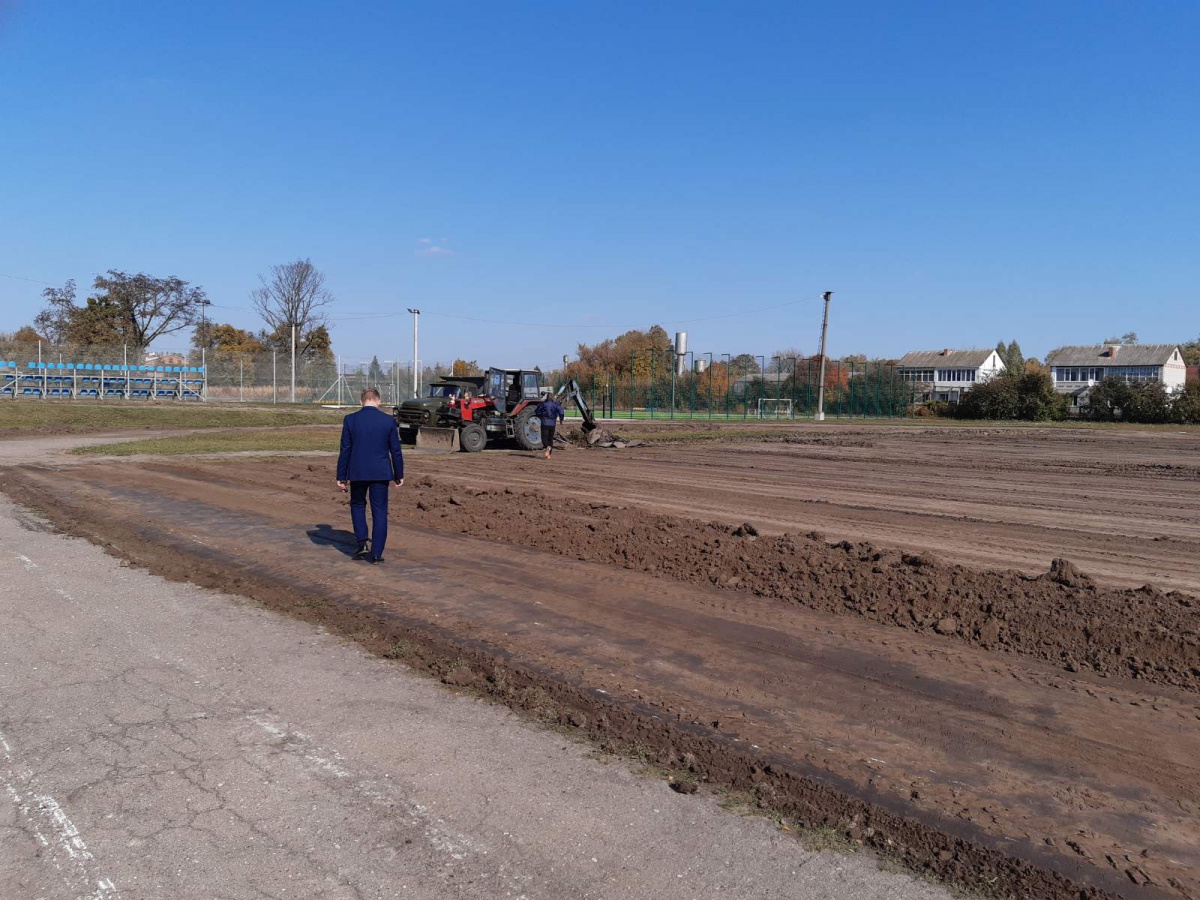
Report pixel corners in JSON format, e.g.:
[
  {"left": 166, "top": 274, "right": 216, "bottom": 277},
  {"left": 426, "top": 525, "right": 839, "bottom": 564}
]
[{"left": 336, "top": 388, "right": 404, "bottom": 564}]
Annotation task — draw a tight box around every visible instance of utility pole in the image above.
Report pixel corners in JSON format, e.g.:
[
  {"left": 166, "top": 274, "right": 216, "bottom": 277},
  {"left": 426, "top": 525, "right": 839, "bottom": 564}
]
[
  {"left": 290, "top": 324, "right": 296, "bottom": 403},
  {"left": 407, "top": 308, "right": 420, "bottom": 399},
  {"left": 815, "top": 291, "right": 833, "bottom": 422}
]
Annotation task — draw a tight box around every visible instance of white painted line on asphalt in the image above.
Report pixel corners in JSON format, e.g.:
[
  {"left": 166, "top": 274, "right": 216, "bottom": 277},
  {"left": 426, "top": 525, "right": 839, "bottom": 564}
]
[
  {"left": 34, "top": 794, "right": 94, "bottom": 860},
  {"left": 244, "top": 711, "right": 533, "bottom": 896},
  {"left": 17, "top": 553, "right": 38, "bottom": 569},
  {"left": 0, "top": 728, "right": 122, "bottom": 899}
]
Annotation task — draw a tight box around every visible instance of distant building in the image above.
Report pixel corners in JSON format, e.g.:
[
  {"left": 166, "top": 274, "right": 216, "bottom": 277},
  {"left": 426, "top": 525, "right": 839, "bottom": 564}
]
[
  {"left": 896, "top": 349, "right": 1005, "bottom": 404},
  {"left": 1046, "top": 344, "right": 1186, "bottom": 410},
  {"left": 1187, "top": 365, "right": 1199, "bottom": 385},
  {"left": 146, "top": 351, "right": 187, "bottom": 366}
]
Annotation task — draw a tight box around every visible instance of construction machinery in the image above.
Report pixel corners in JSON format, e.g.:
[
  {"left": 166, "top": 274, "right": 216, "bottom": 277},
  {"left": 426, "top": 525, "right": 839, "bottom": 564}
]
[{"left": 393, "top": 368, "right": 597, "bottom": 453}]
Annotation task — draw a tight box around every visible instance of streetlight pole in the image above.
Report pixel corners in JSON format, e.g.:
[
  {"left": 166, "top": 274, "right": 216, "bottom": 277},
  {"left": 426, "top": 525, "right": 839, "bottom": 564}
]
[
  {"left": 407, "top": 308, "right": 420, "bottom": 399},
  {"left": 290, "top": 324, "right": 296, "bottom": 403},
  {"left": 815, "top": 291, "right": 834, "bottom": 421}
]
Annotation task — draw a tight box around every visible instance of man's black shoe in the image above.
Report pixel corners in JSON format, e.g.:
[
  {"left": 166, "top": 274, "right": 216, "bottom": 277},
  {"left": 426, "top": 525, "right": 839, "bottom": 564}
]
[
  {"left": 370, "top": 556, "right": 384, "bottom": 565},
  {"left": 353, "top": 543, "right": 371, "bottom": 560}
]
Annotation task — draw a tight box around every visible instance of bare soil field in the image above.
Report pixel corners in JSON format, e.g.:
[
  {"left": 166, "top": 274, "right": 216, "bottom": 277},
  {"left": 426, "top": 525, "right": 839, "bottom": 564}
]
[
  {"left": 5, "top": 424, "right": 1200, "bottom": 899},
  {"left": 435, "top": 422, "right": 1200, "bottom": 594}
]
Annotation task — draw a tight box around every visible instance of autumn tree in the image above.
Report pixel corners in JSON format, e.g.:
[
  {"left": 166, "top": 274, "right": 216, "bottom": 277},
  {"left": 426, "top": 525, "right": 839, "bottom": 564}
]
[
  {"left": 192, "top": 322, "right": 267, "bottom": 355},
  {"left": 568, "top": 325, "right": 671, "bottom": 380},
  {"left": 452, "top": 358, "right": 482, "bottom": 376},
  {"left": 10, "top": 326, "right": 45, "bottom": 345}
]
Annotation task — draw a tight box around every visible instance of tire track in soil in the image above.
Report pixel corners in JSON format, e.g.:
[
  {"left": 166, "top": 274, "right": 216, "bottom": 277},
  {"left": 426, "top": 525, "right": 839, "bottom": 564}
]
[{"left": 3, "top": 461, "right": 1200, "bottom": 899}]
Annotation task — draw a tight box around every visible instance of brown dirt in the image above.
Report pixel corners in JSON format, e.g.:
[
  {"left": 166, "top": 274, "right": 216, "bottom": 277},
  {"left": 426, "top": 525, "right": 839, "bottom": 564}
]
[
  {"left": 5, "top": 455, "right": 1200, "bottom": 900},
  {"left": 392, "top": 477, "right": 1200, "bottom": 692},
  {"left": 415, "top": 423, "right": 1200, "bottom": 595}
]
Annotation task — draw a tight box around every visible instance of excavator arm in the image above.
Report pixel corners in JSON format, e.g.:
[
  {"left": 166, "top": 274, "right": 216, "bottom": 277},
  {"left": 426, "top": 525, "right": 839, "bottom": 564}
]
[{"left": 556, "top": 379, "right": 598, "bottom": 433}]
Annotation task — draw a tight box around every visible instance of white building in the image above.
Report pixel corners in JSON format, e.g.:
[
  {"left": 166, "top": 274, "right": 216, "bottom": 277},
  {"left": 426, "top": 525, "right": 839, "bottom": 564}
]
[
  {"left": 1046, "top": 344, "right": 1187, "bottom": 408},
  {"left": 896, "top": 349, "right": 1006, "bottom": 403}
]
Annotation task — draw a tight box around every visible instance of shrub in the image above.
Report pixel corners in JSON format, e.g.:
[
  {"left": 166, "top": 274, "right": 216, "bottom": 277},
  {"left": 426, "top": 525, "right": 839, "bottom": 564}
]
[
  {"left": 955, "top": 372, "right": 1068, "bottom": 421},
  {"left": 1173, "top": 382, "right": 1200, "bottom": 425},
  {"left": 1083, "top": 379, "right": 1173, "bottom": 424}
]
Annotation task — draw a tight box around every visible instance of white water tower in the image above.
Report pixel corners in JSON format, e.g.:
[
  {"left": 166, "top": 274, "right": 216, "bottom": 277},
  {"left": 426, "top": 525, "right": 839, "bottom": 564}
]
[{"left": 674, "top": 332, "right": 688, "bottom": 376}]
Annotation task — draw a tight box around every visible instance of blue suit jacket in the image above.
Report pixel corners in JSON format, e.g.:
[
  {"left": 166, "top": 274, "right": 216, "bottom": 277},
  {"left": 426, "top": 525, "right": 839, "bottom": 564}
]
[{"left": 337, "top": 406, "right": 404, "bottom": 482}]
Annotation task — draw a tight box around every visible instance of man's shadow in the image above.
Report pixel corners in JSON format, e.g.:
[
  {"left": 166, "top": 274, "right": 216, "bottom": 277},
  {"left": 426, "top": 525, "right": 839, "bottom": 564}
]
[{"left": 307, "top": 523, "right": 359, "bottom": 557}]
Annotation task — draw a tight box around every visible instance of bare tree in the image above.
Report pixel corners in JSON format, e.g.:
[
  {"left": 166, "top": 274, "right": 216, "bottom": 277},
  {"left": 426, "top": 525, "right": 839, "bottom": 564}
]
[
  {"left": 252, "top": 259, "right": 334, "bottom": 337},
  {"left": 766, "top": 347, "right": 804, "bottom": 373},
  {"left": 34, "top": 279, "right": 77, "bottom": 345},
  {"left": 90, "top": 270, "right": 207, "bottom": 346}
]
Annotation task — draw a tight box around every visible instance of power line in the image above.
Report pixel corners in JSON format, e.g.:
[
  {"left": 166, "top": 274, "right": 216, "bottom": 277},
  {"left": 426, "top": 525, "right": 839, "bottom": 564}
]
[
  {"left": 331, "top": 297, "right": 809, "bottom": 329},
  {"left": 0, "top": 271, "right": 60, "bottom": 286}
]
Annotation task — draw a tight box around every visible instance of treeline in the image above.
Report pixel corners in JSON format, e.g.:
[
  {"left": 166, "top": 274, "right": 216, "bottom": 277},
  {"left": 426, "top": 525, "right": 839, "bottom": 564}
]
[{"left": 8, "top": 258, "right": 335, "bottom": 364}]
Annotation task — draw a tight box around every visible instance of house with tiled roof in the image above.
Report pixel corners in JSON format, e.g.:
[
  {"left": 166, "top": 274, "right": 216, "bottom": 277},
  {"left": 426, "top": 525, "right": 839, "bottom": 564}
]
[{"left": 896, "top": 348, "right": 1005, "bottom": 403}]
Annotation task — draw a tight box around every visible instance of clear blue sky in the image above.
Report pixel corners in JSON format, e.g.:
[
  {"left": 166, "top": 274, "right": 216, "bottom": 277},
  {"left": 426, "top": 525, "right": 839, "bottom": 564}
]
[{"left": 1, "top": 0, "right": 1197, "bottom": 367}]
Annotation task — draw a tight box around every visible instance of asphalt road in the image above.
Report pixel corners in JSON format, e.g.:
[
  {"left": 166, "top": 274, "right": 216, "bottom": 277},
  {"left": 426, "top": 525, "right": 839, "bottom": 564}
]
[{"left": 0, "top": 491, "right": 949, "bottom": 900}]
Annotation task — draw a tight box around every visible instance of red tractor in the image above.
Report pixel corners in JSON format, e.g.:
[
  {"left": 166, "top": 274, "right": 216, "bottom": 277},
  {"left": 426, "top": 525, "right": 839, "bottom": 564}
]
[{"left": 393, "top": 367, "right": 597, "bottom": 452}]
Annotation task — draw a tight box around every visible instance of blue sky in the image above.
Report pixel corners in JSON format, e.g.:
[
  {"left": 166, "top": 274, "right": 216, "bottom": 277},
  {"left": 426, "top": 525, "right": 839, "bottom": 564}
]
[{"left": 1, "top": 0, "right": 1196, "bottom": 367}]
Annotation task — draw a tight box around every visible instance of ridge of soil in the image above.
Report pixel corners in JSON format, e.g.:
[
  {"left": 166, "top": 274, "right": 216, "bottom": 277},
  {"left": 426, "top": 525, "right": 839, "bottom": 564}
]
[{"left": 380, "top": 473, "right": 1200, "bottom": 692}]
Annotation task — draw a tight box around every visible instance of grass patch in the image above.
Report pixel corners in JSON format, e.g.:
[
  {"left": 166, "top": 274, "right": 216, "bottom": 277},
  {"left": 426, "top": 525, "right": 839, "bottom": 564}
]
[
  {"left": 0, "top": 401, "right": 346, "bottom": 435},
  {"left": 71, "top": 427, "right": 338, "bottom": 456}
]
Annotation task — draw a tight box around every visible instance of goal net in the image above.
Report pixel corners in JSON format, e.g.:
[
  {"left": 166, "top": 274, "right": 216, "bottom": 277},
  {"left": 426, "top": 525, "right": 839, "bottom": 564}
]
[{"left": 757, "top": 398, "right": 794, "bottom": 420}]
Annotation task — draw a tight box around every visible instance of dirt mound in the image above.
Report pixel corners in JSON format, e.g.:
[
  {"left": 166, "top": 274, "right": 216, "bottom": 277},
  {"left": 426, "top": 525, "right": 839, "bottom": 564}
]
[
  {"left": 401, "top": 478, "right": 1200, "bottom": 692},
  {"left": 557, "top": 425, "right": 646, "bottom": 449}
]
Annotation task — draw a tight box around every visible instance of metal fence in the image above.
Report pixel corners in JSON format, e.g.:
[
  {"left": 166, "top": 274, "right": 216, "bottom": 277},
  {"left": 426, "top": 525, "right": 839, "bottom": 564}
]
[
  {"left": 0, "top": 341, "right": 441, "bottom": 405},
  {"left": 557, "top": 351, "right": 917, "bottom": 420},
  {"left": 0, "top": 342, "right": 917, "bottom": 417}
]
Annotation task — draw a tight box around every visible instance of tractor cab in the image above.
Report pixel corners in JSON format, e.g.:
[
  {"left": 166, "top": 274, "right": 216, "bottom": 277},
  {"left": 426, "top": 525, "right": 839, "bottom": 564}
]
[{"left": 485, "top": 368, "right": 543, "bottom": 413}]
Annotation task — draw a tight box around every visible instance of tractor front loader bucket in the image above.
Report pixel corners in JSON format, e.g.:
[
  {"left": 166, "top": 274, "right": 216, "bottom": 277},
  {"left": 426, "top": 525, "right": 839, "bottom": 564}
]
[{"left": 416, "top": 426, "right": 461, "bottom": 453}]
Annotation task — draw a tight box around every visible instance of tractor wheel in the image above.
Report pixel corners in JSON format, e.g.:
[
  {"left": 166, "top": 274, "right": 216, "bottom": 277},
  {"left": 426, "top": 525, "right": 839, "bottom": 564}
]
[
  {"left": 459, "top": 423, "right": 487, "bottom": 453},
  {"left": 513, "top": 408, "right": 543, "bottom": 451}
]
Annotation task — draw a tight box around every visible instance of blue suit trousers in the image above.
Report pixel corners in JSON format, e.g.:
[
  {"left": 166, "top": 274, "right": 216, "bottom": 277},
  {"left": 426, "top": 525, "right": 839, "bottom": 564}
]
[{"left": 349, "top": 480, "right": 390, "bottom": 558}]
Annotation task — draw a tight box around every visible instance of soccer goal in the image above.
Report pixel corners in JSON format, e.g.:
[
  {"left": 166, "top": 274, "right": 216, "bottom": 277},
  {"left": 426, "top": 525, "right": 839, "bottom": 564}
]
[{"left": 757, "top": 398, "right": 794, "bottom": 420}]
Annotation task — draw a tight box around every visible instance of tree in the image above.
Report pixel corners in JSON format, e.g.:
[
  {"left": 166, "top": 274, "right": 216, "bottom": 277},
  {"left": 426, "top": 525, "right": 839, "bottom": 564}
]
[
  {"left": 192, "top": 322, "right": 266, "bottom": 356},
  {"left": 766, "top": 348, "right": 804, "bottom": 373},
  {"left": 568, "top": 325, "right": 671, "bottom": 380},
  {"left": 452, "top": 358, "right": 482, "bottom": 376},
  {"left": 1175, "top": 382, "right": 1200, "bottom": 424},
  {"left": 995, "top": 339, "right": 1024, "bottom": 374},
  {"left": 956, "top": 372, "right": 1068, "bottom": 421},
  {"left": 730, "top": 353, "right": 761, "bottom": 374},
  {"left": 251, "top": 259, "right": 334, "bottom": 339},
  {"left": 368, "top": 355, "right": 384, "bottom": 385},
  {"left": 11, "top": 326, "right": 45, "bottom": 345},
  {"left": 89, "top": 270, "right": 207, "bottom": 346},
  {"left": 34, "top": 280, "right": 77, "bottom": 345},
  {"left": 1103, "top": 331, "right": 1139, "bottom": 345},
  {"left": 1180, "top": 337, "right": 1200, "bottom": 367},
  {"left": 64, "top": 295, "right": 127, "bottom": 346},
  {"left": 1083, "top": 378, "right": 1172, "bottom": 424},
  {"left": 260, "top": 322, "right": 334, "bottom": 362}
]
